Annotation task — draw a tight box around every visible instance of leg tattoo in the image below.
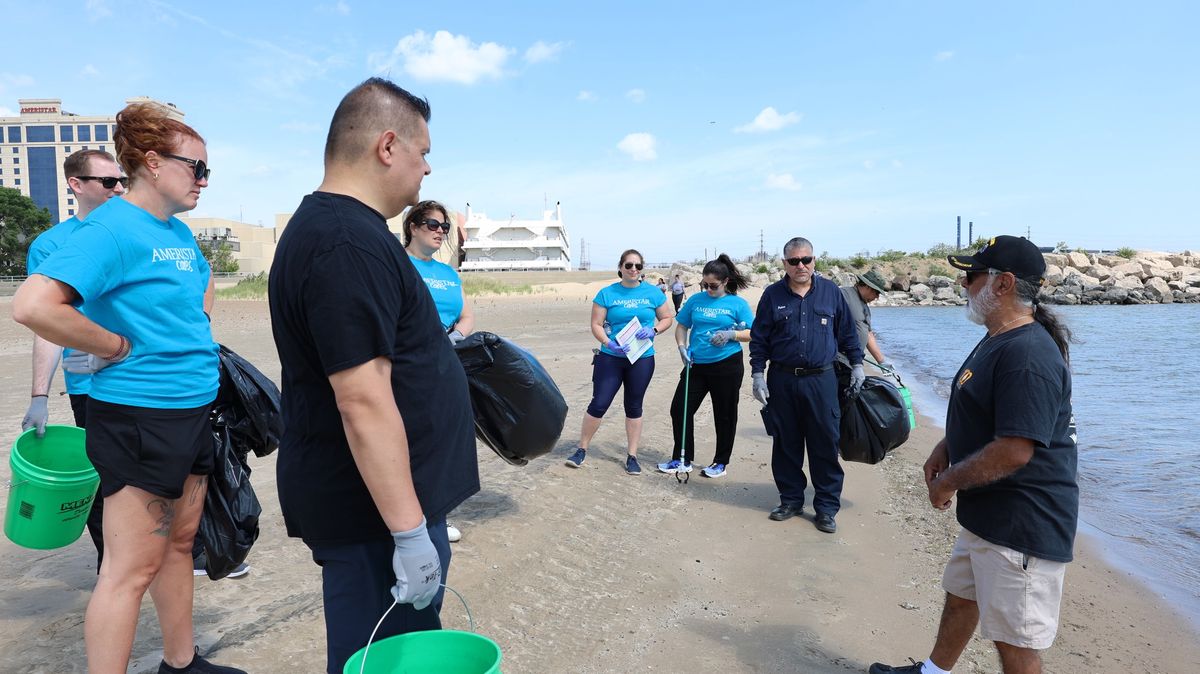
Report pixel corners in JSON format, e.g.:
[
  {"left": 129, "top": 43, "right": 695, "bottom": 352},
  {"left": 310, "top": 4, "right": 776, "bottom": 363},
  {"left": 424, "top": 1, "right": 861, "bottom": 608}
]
[
  {"left": 147, "top": 498, "right": 176, "bottom": 537},
  {"left": 187, "top": 478, "right": 204, "bottom": 507}
]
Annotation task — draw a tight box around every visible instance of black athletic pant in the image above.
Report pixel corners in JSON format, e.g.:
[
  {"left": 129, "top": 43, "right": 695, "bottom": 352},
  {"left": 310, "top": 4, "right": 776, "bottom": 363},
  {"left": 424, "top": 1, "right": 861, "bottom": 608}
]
[
  {"left": 69, "top": 393, "right": 106, "bottom": 570},
  {"left": 669, "top": 353, "right": 744, "bottom": 465}
]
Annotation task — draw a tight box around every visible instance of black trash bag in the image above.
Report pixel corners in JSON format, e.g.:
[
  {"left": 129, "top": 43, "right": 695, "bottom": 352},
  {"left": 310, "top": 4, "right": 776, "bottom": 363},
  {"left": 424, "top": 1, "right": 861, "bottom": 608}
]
[
  {"left": 215, "top": 345, "right": 282, "bottom": 459},
  {"left": 196, "top": 426, "right": 261, "bottom": 580},
  {"left": 454, "top": 331, "right": 568, "bottom": 466},
  {"left": 838, "top": 375, "right": 911, "bottom": 464}
]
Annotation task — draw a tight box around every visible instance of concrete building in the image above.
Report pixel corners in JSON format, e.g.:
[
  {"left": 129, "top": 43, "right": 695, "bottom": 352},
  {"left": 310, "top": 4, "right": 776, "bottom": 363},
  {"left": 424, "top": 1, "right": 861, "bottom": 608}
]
[
  {"left": 180, "top": 216, "right": 278, "bottom": 275},
  {"left": 460, "top": 203, "right": 571, "bottom": 271},
  {"left": 0, "top": 97, "right": 180, "bottom": 223}
]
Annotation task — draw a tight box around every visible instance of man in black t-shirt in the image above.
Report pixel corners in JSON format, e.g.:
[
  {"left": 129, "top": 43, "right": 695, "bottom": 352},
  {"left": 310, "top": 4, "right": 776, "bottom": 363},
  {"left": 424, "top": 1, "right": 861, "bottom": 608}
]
[
  {"left": 268, "top": 78, "right": 479, "bottom": 674},
  {"left": 871, "top": 236, "right": 1077, "bottom": 674}
]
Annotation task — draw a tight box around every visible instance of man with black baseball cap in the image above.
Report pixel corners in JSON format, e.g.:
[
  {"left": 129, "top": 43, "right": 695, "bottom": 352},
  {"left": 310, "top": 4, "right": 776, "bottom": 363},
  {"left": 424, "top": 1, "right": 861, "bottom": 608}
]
[{"left": 871, "top": 234, "right": 1077, "bottom": 674}]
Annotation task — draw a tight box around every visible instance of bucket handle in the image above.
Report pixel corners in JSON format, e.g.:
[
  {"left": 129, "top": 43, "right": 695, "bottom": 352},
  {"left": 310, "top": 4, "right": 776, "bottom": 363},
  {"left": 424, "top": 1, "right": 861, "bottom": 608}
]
[
  {"left": 5, "top": 479, "right": 30, "bottom": 489},
  {"left": 358, "top": 583, "right": 475, "bottom": 674}
]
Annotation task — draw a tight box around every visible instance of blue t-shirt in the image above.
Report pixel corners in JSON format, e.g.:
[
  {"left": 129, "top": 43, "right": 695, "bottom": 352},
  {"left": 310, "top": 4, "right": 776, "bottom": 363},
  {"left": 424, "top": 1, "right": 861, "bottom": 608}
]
[
  {"left": 34, "top": 197, "right": 219, "bottom": 409},
  {"left": 677, "top": 293, "right": 756, "bottom": 364},
  {"left": 409, "top": 256, "right": 464, "bottom": 331},
  {"left": 27, "top": 217, "right": 90, "bottom": 395},
  {"left": 593, "top": 281, "right": 666, "bottom": 359}
]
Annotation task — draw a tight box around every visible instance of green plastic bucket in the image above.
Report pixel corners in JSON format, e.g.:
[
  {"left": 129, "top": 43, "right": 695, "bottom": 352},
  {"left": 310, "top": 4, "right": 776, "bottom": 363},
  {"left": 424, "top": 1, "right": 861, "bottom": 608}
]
[
  {"left": 343, "top": 629, "right": 502, "bottom": 674},
  {"left": 4, "top": 425, "right": 98, "bottom": 550}
]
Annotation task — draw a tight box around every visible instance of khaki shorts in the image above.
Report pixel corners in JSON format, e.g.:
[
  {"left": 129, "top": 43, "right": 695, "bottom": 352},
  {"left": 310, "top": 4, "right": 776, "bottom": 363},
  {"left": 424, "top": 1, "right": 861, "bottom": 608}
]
[{"left": 942, "top": 528, "right": 1067, "bottom": 650}]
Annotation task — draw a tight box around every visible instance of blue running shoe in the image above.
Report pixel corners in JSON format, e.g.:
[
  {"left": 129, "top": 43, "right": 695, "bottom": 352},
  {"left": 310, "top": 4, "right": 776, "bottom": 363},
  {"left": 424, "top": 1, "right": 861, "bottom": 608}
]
[
  {"left": 657, "top": 459, "right": 682, "bottom": 473},
  {"left": 565, "top": 447, "right": 586, "bottom": 468},
  {"left": 625, "top": 455, "right": 642, "bottom": 475},
  {"left": 702, "top": 463, "right": 727, "bottom": 478}
]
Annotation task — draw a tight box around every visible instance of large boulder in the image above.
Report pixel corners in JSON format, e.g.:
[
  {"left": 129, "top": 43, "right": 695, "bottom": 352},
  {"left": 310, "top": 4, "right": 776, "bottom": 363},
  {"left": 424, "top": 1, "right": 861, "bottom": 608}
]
[
  {"left": 1110, "top": 261, "right": 1145, "bottom": 279},
  {"left": 909, "top": 283, "right": 932, "bottom": 302},
  {"left": 1063, "top": 271, "right": 1100, "bottom": 289},
  {"left": 1112, "top": 275, "right": 1144, "bottom": 290},
  {"left": 1044, "top": 264, "right": 1065, "bottom": 286},
  {"left": 933, "top": 286, "right": 959, "bottom": 301},
  {"left": 1100, "top": 287, "right": 1130, "bottom": 304},
  {"left": 1042, "top": 253, "right": 1068, "bottom": 267},
  {"left": 890, "top": 274, "right": 911, "bottom": 292},
  {"left": 926, "top": 275, "right": 955, "bottom": 288},
  {"left": 1142, "top": 262, "right": 1179, "bottom": 281},
  {"left": 1144, "top": 277, "right": 1174, "bottom": 303},
  {"left": 1067, "top": 251, "right": 1090, "bottom": 268}
]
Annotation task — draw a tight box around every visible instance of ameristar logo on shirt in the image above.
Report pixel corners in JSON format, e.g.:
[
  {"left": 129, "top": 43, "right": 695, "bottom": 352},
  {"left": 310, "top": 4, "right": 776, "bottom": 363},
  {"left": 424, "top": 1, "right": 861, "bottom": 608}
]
[{"left": 150, "top": 247, "right": 197, "bottom": 272}]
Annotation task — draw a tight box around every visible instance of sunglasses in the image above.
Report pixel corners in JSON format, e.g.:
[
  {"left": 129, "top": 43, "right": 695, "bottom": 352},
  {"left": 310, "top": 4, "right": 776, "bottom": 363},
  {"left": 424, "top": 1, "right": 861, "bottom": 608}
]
[
  {"left": 419, "top": 218, "right": 451, "bottom": 233},
  {"left": 784, "top": 256, "right": 815, "bottom": 266},
  {"left": 623, "top": 262, "right": 644, "bottom": 270},
  {"left": 77, "top": 176, "right": 129, "bottom": 189},
  {"left": 700, "top": 282, "right": 723, "bottom": 291},
  {"left": 965, "top": 269, "right": 1001, "bottom": 284},
  {"left": 163, "top": 153, "right": 211, "bottom": 181}
]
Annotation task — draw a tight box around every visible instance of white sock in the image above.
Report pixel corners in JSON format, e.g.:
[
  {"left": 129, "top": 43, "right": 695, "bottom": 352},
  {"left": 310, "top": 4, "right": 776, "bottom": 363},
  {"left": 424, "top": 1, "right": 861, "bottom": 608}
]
[{"left": 922, "top": 658, "right": 951, "bottom": 674}]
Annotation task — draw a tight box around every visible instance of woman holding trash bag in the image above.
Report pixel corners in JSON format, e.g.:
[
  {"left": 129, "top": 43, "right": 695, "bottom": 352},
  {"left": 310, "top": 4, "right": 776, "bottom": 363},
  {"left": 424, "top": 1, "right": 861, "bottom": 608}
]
[
  {"left": 658, "top": 254, "right": 755, "bottom": 478},
  {"left": 565, "top": 249, "right": 673, "bottom": 475},
  {"left": 12, "top": 103, "right": 245, "bottom": 674},
  {"left": 403, "top": 200, "right": 470, "bottom": 544}
]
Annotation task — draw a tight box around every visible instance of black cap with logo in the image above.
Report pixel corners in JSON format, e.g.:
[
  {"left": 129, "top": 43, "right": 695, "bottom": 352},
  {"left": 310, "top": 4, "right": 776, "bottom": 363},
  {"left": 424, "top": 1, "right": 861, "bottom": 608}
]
[{"left": 947, "top": 235, "right": 1046, "bottom": 285}]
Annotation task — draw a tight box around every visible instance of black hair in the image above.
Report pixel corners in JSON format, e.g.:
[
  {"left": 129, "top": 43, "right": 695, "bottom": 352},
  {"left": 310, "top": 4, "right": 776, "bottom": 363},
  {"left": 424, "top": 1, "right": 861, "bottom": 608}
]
[
  {"left": 325, "top": 77, "right": 431, "bottom": 164},
  {"left": 1014, "top": 277, "right": 1074, "bottom": 362},
  {"left": 702, "top": 253, "right": 750, "bottom": 294}
]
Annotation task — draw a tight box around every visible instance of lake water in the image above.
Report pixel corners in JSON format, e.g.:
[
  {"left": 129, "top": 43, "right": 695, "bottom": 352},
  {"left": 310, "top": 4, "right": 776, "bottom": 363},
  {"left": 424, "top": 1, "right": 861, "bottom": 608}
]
[{"left": 872, "top": 303, "right": 1200, "bottom": 626}]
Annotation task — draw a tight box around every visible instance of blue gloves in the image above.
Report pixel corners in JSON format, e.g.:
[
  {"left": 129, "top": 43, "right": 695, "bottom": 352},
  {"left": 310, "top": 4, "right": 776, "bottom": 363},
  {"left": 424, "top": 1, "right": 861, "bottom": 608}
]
[
  {"left": 709, "top": 329, "right": 737, "bottom": 346},
  {"left": 391, "top": 518, "right": 442, "bottom": 610},
  {"left": 752, "top": 372, "right": 769, "bottom": 405},
  {"left": 635, "top": 326, "right": 656, "bottom": 340},
  {"left": 605, "top": 339, "right": 631, "bottom": 354},
  {"left": 63, "top": 351, "right": 120, "bottom": 374},
  {"left": 850, "top": 364, "right": 866, "bottom": 392},
  {"left": 678, "top": 345, "right": 693, "bottom": 366},
  {"left": 21, "top": 396, "right": 49, "bottom": 438}
]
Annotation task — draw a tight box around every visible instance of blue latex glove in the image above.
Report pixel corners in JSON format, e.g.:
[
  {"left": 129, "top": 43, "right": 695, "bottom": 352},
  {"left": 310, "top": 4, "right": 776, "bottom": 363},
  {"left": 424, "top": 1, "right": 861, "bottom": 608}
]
[
  {"left": 605, "top": 339, "right": 631, "bottom": 354},
  {"left": 850, "top": 364, "right": 866, "bottom": 392},
  {"left": 635, "top": 326, "right": 656, "bottom": 340},
  {"left": 709, "top": 329, "right": 736, "bottom": 346},
  {"left": 22, "top": 396, "right": 49, "bottom": 438},
  {"left": 678, "top": 345, "right": 692, "bottom": 366},
  {"left": 391, "top": 518, "right": 442, "bottom": 610},
  {"left": 63, "top": 349, "right": 125, "bottom": 374},
  {"left": 751, "top": 372, "right": 769, "bottom": 405}
]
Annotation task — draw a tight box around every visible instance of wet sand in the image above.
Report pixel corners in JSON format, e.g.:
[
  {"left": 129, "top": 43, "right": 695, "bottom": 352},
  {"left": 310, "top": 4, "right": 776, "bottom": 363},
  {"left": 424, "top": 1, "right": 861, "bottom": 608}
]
[{"left": 1, "top": 294, "right": 1197, "bottom": 673}]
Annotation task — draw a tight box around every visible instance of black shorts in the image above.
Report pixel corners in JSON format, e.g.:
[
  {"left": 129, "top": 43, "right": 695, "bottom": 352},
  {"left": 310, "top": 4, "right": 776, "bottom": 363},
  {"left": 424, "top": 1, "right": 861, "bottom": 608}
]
[{"left": 86, "top": 398, "right": 215, "bottom": 500}]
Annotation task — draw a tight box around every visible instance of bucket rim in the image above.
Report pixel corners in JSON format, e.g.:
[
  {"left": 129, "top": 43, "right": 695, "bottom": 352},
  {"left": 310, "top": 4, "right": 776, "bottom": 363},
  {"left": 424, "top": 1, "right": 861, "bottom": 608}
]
[
  {"left": 11, "top": 426, "right": 97, "bottom": 483},
  {"left": 343, "top": 629, "right": 502, "bottom": 673}
]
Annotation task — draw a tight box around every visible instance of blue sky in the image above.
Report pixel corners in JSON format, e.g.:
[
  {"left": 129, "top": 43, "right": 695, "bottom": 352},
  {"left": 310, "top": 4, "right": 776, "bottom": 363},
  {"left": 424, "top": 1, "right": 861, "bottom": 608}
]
[{"left": 2, "top": 1, "right": 1197, "bottom": 264}]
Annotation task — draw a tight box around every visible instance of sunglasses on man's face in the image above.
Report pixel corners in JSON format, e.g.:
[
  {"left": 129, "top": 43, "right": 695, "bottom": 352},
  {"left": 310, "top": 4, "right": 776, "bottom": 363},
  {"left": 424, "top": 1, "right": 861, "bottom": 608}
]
[
  {"left": 419, "top": 218, "right": 451, "bottom": 233},
  {"left": 77, "top": 176, "right": 129, "bottom": 189},
  {"left": 623, "top": 262, "right": 644, "bottom": 270},
  {"left": 700, "top": 282, "right": 723, "bottom": 291},
  {"left": 965, "top": 269, "right": 1001, "bottom": 285},
  {"left": 784, "top": 256, "right": 815, "bottom": 267},
  {"left": 163, "top": 153, "right": 211, "bottom": 181}
]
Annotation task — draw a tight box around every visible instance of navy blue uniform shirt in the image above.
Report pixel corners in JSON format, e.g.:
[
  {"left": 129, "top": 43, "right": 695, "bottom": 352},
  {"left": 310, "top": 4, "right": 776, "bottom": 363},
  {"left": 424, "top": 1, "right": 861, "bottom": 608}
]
[{"left": 749, "top": 275, "right": 863, "bottom": 373}]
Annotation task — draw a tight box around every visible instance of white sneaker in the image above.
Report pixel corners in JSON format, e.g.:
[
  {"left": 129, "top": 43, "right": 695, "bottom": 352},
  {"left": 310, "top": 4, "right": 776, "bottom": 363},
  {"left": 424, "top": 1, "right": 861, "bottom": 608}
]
[{"left": 447, "top": 523, "right": 462, "bottom": 543}]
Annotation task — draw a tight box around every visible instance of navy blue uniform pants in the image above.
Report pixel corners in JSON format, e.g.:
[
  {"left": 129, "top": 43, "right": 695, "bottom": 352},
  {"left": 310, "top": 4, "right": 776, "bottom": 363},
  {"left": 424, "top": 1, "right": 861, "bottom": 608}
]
[
  {"left": 766, "top": 368, "right": 844, "bottom": 516},
  {"left": 309, "top": 520, "right": 451, "bottom": 673}
]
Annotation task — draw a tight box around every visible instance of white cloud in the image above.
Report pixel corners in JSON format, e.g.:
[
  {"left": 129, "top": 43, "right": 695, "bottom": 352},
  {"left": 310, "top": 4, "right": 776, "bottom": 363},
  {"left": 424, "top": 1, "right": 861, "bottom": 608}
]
[
  {"left": 577, "top": 90, "right": 597, "bottom": 102},
  {"left": 524, "top": 40, "right": 564, "bottom": 64},
  {"left": 335, "top": 0, "right": 350, "bottom": 14},
  {"left": 617, "top": 133, "right": 657, "bottom": 161},
  {"left": 935, "top": 50, "right": 955, "bottom": 61},
  {"left": 625, "top": 88, "right": 646, "bottom": 103},
  {"left": 369, "top": 30, "right": 513, "bottom": 85},
  {"left": 85, "top": 0, "right": 111, "bottom": 20},
  {"left": 280, "top": 121, "right": 322, "bottom": 133},
  {"left": 764, "top": 173, "right": 803, "bottom": 191},
  {"left": 734, "top": 106, "right": 802, "bottom": 133},
  {"left": 80, "top": 64, "right": 101, "bottom": 78},
  {"left": 863, "top": 160, "right": 876, "bottom": 170}
]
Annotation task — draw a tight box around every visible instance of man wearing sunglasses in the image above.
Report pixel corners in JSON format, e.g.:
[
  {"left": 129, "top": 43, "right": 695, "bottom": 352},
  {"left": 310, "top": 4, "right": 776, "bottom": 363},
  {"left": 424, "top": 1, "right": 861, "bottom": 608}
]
[
  {"left": 749, "top": 237, "right": 863, "bottom": 534},
  {"left": 19, "top": 149, "right": 126, "bottom": 566}
]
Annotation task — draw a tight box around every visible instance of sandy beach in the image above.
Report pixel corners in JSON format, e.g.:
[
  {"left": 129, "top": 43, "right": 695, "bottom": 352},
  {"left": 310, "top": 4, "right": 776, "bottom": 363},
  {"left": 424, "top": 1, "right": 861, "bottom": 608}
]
[{"left": 1, "top": 290, "right": 1198, "bottom": 673}]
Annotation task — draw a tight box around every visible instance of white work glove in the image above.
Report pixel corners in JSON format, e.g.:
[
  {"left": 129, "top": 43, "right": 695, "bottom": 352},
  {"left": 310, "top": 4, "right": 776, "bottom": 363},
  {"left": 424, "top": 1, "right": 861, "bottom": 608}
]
[
  {"left": 678, "top": 345, "right": 693, "bottom": 366},
  {"left": 63, "top": 337, "right": 130, "bottom": 375},
  {"left": 709, "top": 329, "right": 736, "bottom": 347},
  {"left": 448, "top": 330, "right": 466, "bottom": 345},
  {"left": 751, "top": 372, "right": 769, "bottom": 405},
  {"left": 22, "top": 396, "right": 49, "bottom": 438},
  {"left": 391, "top": 518, "right": 442, "bottom": 610},
  {"left": 850, "top": 364, "right": 866, "bottom": 392}
]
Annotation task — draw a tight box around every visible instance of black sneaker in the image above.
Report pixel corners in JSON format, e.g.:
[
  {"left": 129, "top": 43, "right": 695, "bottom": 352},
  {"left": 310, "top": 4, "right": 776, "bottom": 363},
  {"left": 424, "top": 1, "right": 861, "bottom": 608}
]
[
  {"left": 814, "top": 513, "right": 837, "bottom": 533},
  {"left": 158, "top": 647, "right": 246, "bottom": 674},
  {"left": 768, "top": 503, "right": 803, "bottom": 521},
  {"left": 868, "top": 658, "right": 925, "bottom": 673}
]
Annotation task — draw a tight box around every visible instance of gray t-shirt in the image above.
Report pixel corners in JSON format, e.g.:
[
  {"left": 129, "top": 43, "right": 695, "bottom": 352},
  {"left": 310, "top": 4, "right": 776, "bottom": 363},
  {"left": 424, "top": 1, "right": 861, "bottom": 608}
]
[{"left": 837, "top": 285, "right": 871, "bottom": 366}]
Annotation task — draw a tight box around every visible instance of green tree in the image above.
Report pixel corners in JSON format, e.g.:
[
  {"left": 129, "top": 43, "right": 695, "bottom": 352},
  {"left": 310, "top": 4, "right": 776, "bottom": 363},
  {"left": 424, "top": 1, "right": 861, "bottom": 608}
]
[
  {"left": 0, "top": 188, "right": 54, "bottom": 276},
  {"left": 198, "top": 241, "right": 240, "bottom": 273}
]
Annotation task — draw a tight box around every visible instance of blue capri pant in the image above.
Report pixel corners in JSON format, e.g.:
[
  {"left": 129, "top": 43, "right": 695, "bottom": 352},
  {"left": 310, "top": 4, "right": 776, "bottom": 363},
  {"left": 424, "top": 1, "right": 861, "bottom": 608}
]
[{"left": 586, "top": 352, "right": 656, "bottom": 419}]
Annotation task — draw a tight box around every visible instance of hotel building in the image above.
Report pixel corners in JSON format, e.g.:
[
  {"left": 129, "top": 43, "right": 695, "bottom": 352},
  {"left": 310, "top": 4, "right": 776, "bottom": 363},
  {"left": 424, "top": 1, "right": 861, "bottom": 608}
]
[
  {"left": 0, "top": 97, "right": 179, "bottom": 223},
  {"left": 461, "top": 202, "right": 571, "bottom": 271}
]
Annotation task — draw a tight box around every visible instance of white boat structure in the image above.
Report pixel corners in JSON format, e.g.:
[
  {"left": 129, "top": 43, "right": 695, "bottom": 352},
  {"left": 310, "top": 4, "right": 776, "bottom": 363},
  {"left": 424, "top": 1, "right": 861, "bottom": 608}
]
[{"left": 460, "top": 202, "right": 571, "bottom": 271}]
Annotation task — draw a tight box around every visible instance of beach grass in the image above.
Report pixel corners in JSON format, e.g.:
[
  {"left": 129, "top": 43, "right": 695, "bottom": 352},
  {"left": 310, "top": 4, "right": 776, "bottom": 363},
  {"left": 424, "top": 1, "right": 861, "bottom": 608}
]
[
  {"left": 216, "top": 272, "right": 268, "bottom": 300},
  {"left": 462, "top": 276, "right": 535, "bottom": 296}
]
